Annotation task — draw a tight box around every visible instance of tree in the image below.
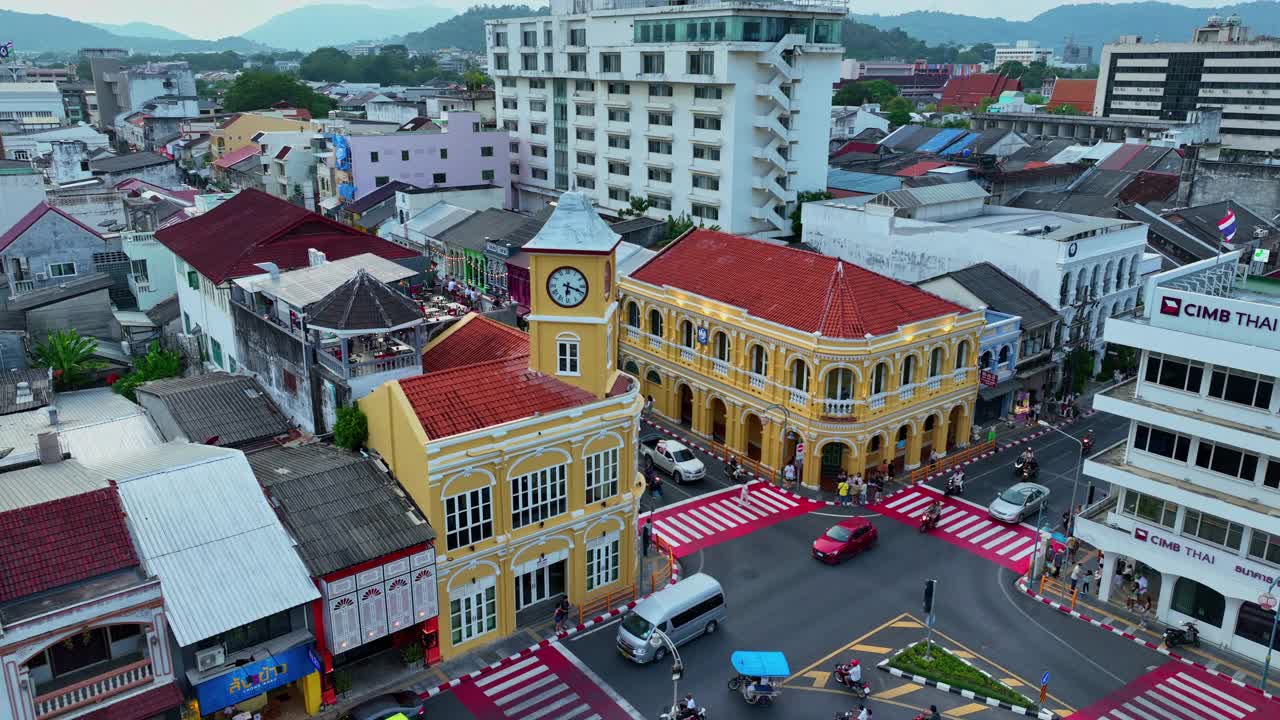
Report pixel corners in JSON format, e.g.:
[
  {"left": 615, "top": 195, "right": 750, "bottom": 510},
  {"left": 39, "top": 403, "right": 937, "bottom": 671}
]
[
  {"left": 1024, "top": 93, "right": 1045, "bottom": 105},
  {"left": 883, "top": 96, "right": 914, "bottom": 126},
  {"left": 300, "top": 47, "right": 353, "bottom": 82},
  {"left": 790, "top": 191, "right": 833, "bottom": 237},
  {"left": 31, "top": 330, "right": 105, "bottom": 389},
  {"left": 223, "top": 71, "right": 333, "bottom": 118},
  {"left": 463, "top": 70, "right": 490, "bottom": 91},
  {"left": 833, "top": 79, "right": 900, "bottom": 107},
  {"left": 334, "top": 406, "right": 369, "bottom": 450},
  {"left": 1049, "top": 103, "right": 1084, "bottom": 115},
  {"left": 111, "top": 342, "right": 183, "bottom": 401},
  {"left": 619, "top": 197, "right": 652, "bottom": 218},
  {"left": 978, "top": 96, "right": 998, "bottom": 113}
]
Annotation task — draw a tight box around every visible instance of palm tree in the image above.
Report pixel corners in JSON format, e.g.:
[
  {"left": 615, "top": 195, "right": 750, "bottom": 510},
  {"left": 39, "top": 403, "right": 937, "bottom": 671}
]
[{"left": 31, "top": 329, "right": 106, "bottom": 389}]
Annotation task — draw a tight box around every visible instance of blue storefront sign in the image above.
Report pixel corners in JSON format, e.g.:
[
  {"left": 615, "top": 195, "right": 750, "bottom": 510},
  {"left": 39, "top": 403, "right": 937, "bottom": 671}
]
[{"left": 195, "top": 642, "right": 315, "bottom": 714}]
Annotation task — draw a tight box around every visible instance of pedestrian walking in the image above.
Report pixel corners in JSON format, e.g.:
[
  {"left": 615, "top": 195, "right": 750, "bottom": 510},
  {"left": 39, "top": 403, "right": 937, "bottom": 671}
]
[
  {"left": 642, "top": 395, "right": 654, "bottom": 417},
  {"left": 837, "top": 479, "right": 849, "bottom": 506},
  {"left": 554, "top": 597, "right": 571, "bottom": 633},
  {"left": 783, "top": 462, "right": 796, "bottom": 490},
  {"left": 1136, "top": 592, "right": 1153, "bottom": 628},
  {"left": 858, "top": 477, "right": 868, "bottom": 506},
  {"left": 1061, "top": 509, "right": 1072, "bottom": 534},
  {"left": 1086, "top": 566, "right": 1101, "bottom": 596},
  {"left": 641, "top": 519, "right": 652, "bottom": 557},
  {"left": 739, "top": 482, "right": 751, "bottom": 507},
  {"left": 1136, "top": 573, "right": 1148, "bottom": 597},
  {"left": 1066, "top": 536, "right": 1080, "bottom": 564},
  {"left": 1070, "top": 562, "right": 1082, "bottom": 592}
]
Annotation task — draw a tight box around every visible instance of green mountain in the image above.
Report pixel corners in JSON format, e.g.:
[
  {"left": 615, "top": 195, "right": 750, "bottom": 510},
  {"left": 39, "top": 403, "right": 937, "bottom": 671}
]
[
  {"left": 242, "top": 3, "right": 457, "bottom": 51},
  {"left": 403, "top": 4, "right": 550, "bottom": 53},
  {"left": 90, "top": 22, "right": 192, "bottom": 41},
  {"left": 852, "top": 2, "right": 1280, "bottom": 56},
  {"left": 0, "top": 10, "right": 269, "bottom": 53}
]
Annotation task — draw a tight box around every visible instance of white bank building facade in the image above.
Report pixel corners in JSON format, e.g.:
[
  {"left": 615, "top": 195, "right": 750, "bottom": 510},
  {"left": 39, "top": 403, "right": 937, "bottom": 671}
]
[{"left": 1078, "top": 251, "right": 1280, "bottom": 663}]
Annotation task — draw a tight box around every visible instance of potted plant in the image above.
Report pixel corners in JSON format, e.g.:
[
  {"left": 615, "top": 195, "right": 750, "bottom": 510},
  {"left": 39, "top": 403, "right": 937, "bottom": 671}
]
[{"left": 400, "top": 642, "right": 424, "bottom": 669}]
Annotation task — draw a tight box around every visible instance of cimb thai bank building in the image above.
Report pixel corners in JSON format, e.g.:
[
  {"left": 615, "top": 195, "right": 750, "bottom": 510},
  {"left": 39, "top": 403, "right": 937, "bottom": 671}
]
[{"left": 1078, "top": 250, "right": 1280, "bottom": 662}]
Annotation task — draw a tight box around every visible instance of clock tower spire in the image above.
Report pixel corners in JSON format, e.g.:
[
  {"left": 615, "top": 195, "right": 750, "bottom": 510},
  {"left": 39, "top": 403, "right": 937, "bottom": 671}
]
[{"left": 522, "top": 193, "right": 622, "bottom": 399}]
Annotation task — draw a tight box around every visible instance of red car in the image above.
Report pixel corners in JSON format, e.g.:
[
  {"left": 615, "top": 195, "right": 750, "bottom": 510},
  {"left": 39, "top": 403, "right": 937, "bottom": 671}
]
[{"left": 812, "top": 517, "right": 877, "bottom": 564}]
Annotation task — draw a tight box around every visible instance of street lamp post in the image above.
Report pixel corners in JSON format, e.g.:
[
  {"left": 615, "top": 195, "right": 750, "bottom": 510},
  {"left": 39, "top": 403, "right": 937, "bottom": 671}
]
[
  {"left": 1261, "top": 575, "right": 1280, "bottom": 693},
  {"left": 1038, "top": 420, "right": 1085, "bottom": 535},
  {"left": 1027, "top": 500, "right": 1050, "bottom": 583},
  {"left": 649, "top": 627, "right": 684, "bottom": 716}
]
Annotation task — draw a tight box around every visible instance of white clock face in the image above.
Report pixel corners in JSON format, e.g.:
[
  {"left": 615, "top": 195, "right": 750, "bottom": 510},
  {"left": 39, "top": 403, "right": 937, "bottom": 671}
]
[{"left": 547, "top": 266, "right": 589, "bottom": 308}]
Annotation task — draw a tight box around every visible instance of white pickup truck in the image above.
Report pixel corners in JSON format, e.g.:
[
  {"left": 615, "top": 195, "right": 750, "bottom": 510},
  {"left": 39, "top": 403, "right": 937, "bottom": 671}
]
[{"left": 640, "top": 437, "right": 706, "bottom": 484}]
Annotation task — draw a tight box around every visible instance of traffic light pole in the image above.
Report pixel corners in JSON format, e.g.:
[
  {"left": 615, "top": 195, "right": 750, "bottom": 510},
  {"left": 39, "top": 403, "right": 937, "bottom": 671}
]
[{"left": 923, "top": 579, "right": 937, "bottom": 661}]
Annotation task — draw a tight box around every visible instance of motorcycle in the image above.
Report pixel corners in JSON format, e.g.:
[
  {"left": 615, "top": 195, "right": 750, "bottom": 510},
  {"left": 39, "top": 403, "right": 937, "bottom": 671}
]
[
  {"left": 919, "top": 508, "right": 941, "bottom": 533},
  {"left": 833, "top": 662, "right": 871, "bottom": 699},
  {"left": 659, "top": 707, "right": 707, "bottom": 720},
  {"left": 944, "top": 472, "right": 964, "bottom": 497},
  {"left": 727, "top": 465, "right": 747, "bottom": 484},
  {"left": 1013, "top": 457, "right": 1039, "bottom": 481},
  {"left": 1163, "top": 621, "right": 1200, "bottom": 649},
  {"left": 1082, "top": 435, "right": 1094, "bottom": 454}
]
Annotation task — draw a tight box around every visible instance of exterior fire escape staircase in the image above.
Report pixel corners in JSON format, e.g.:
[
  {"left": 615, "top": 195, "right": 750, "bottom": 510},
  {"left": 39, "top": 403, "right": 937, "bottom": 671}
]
[{"left": 752, "top": 34, "right": 806, "bottom": 235}]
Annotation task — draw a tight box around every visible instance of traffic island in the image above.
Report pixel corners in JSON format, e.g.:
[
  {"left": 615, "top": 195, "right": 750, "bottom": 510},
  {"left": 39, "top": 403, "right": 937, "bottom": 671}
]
[{"left": 878, "top": 642, "right": 1058, "bottom": 719}]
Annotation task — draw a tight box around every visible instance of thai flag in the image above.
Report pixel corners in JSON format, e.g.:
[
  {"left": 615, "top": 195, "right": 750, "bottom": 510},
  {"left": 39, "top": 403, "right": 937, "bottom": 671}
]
[{"left": 1218, "top": 208, "right": 1238, "bottom": 244}]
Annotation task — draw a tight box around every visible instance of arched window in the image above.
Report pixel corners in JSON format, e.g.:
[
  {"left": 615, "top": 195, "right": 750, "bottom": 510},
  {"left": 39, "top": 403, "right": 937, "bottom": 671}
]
[
  {"left": 825, "top": 368, "right": 855, "bottom": 400},
  {"left": 1089, "top": 265, "right": 1101, "bottom": 298},
  {"left": 623, "top": 360, "right": 640, "bottom": 374},
  {"left": 1116, "top": 257, "right": 1128, "bottom": 290},
  {"left": 872, "top": 362, "right": 888, "bottom": 395},
  {"left": 998, "top": 346, "right": 1010, "bottom": 365},
  {"left": 1075, "top": 268, "right": 1088, "bottom": 302},
  {"left": 980, "top": 350, "right": 993, "bottom": 370},
  {"left": 1128, "top": 254, "right": 1138, "bottom": 287},
  {"left": 645, "top": 370, "right": 662, "bottom": 385},
  {"left": 900, "top": 355, "right": 915, "bottom": 386},
  {"left": 1103, "top": 259, "right": 1114, "bottom": 294},
  {"left": 626, "top": 301, "right": 640, "bottom": 328},
  {"left": 749, "top": 345, "right": 768, "bottom": 376},
  {"left": 954, "top": 340, "right": 969, "bottom": 369},
  {"left": 790, "top": 359, "right": 810, "bottom": 392},
  {"left": 680, "top": 319, "right": 694, "bottom": 347},
  {"left": 648, "top": 308, "right": 663, "bottom": 337},
  {"left": 1059, "top": 274, "right": 1070, "bottom": 306},
  {"left": 713, "top": 331, "right": 730, "bottom": 361},
  {"left": 929, "top": 347, "right": 943, "bottom": 377}
]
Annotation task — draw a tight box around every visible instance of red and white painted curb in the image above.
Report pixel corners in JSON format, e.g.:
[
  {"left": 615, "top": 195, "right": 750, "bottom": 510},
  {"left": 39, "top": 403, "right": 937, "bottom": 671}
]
[
  {"left": 419, "top": 556, "right": 681, "bottom": 700},
  {"left": 1014, "top": 576, "right": 1275, "bottom": 703},
  {"left": 640, "top": 411, "right": 1097, "bottom": 505}
]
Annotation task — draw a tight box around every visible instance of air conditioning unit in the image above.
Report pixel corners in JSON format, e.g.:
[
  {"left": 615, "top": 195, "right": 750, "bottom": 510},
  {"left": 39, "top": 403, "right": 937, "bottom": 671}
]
[
  {"left": 35, "top": 272, "right": 47, "bottom": 281},
  {"left": 195, "top": 645, "right": 225, "bottom": 672}
]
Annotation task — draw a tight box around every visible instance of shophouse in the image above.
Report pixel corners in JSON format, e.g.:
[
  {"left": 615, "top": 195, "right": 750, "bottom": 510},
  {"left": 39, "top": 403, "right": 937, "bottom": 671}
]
[
  {"left": 360, "top": 193, "right": 643, "bottom": 661},
  {"left": 619, "top": 228, "right": 985, "bottom": 488}
]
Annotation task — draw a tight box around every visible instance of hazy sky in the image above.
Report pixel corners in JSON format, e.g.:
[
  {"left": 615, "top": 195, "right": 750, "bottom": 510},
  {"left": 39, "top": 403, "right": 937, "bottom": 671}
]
[{"left": 14, "top": 0, "right": 1229, "bottom": 40}]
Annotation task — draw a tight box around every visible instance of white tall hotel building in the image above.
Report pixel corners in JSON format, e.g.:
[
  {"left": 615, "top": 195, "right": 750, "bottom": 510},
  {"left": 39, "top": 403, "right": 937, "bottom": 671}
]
[
  {"left": 486, "top": 0, "right": 845, "bottom": 237},
  {"left": 1078, "top": 251, "right": 1280, "bottom": 663}
]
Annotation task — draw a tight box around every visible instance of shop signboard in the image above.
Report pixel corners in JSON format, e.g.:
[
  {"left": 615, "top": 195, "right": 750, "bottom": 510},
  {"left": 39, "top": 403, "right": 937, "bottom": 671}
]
[
  {"left": 979, "top": 370, "right": 998, "bottom": 387},
  {"left": 1152, "top": 288, "right": 1280, "bottom": 352},
  {"left": 1131, "top": 523, "right": 1277, "bottom": 592},
  {"left": 195, "top": 643, "right": 315, "bottom": 714},
  {"left": 485, "top": 241, "right": 511, "bottom": 259}
]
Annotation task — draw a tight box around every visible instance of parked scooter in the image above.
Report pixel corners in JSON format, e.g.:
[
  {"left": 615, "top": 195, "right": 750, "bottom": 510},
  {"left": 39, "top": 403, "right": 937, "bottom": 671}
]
[
  {"left": 944, "top": 470, "right": 965, "bottom": 496},
  {"left": 833, "top": 661, "right": 871, "bottom": 699},
  {"left": 1163, "top": 621, "right": 1200, "bottom": 649}
]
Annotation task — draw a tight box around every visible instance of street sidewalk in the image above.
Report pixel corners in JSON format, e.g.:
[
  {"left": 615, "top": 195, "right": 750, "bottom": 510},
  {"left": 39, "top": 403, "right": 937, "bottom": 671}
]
[
  {"left": 309, "top": 538, "right": 676, "bottom": 719},
  {"left": 1018, "top": 567, "right": 1277, "bottom": 701}
]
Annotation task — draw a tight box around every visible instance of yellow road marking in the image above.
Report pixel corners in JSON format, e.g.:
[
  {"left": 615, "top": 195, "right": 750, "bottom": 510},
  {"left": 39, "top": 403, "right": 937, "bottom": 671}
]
[
  {"left": 875, "top": 683, "right": 922, "bottom": 700},
  {"left": 892, "top": 620, "right": 923, "bottom": 628},
  {"left": 850, "top": 644, "right": 894, "bottom": 654},
  {"left": 948, "top": 703, "right": 994, "bottom": 717},
  {"left": 801, "top": 670, "right": 832, "bottom": 688},
  {"left": 1000, "top": 677, "right": 1025, "bottom": 687},
  {"left": 950, "top": 649, "right": 975, "bottom": 659},
  {"left": 784, "top": 612, "right": 914, "bottom": 685}
]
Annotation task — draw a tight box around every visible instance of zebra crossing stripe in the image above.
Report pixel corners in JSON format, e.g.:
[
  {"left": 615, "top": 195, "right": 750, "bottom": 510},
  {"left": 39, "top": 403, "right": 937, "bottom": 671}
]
[
  {"left": 477, "top": 656, "right": 540, "bottom": 688},
  {"left": 710, "top": 500, "right": 755, "bottom": 525},
  {"left": 982, "top": 530, "right": 1019, "bottom": 550},
  {"left": 967, "top": 525, "right": 1004, "bottom": 545},
  {"left": 898, "top": 495, "right": 935, "bottom": 515},
  {"left": 493, "top": 675, "right": 560, "bottom": 705},
  {"left": 954, "top": 520, "right": 991, "bottom": 539},
  {"left": 1010, "top": 545, "right": 1037, "bottom": 562},
  {"left": 996, "top": 536, "right": 1032, "bottom": 556},
  {"left": 941, "top": 514, "right": 979, "bottom": 532},
  {"left": 761, "top": 487, "right": 799, "bottom": 507},
  {"left": 686, "top": 507, "right": 729, "bottom": 533},
  {"left": 1175, "top": 673, "right": 1255, "bottom": 714},
  {"left": 654, "top": 520, "right": 691, "bottom": 545},
  {"left": 704, "top": 502, "right": 747, "bottom": 527},
  {"left": 885, "top": 491, "right": 922, "bottom": 509},
  {"left": 502, "top": 683, "right": 569, "bottom": 711},
  {"left": 750, "top": 491, "right": 791, "bottom": 513},
  {"left": 662, "top": 514, "right": 704, "bottom": 539}
]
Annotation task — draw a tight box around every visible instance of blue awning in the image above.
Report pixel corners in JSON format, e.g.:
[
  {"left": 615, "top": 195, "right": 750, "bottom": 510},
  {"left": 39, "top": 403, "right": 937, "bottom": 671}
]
[{"left": 731, "top": 651, "right": 791, "bottom": 677}]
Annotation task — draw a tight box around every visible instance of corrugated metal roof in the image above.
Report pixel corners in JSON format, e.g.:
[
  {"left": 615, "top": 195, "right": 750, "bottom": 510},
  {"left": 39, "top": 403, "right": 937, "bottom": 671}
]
[
  {"left": 916, "top": 128, "right": 967, "bottom": 154},
  {"left": 0, "top": 460, "right": 108, "bottom": 512},
  {"left": 875, "top": 182, "right": 989, "bottom": 209},
  {"left": 0, "top": 388, "right": 163, "bottom": 468},
  {"left": 98, "top": 443, "right": 319, "bottom": 646},
  {"left": 827, "top": 169, "right": 903, "bottom": 195},
  {"left": 405, "top": 201, "right": 475, "bottom": 238},
  {"left": 235, "top": 253, "right": 415, "bottom": 309},
  {"left": 617, "top": 242, "right": 657, "bottom": 277}
]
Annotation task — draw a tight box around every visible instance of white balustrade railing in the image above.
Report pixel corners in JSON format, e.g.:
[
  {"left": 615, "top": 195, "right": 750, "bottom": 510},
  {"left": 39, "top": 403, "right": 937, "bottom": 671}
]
[
  {"left": 680, "top": 347, "right": 696, "bottom": 362},
  {"left": 648, "top": 336, "right": 662, "bottom": 351},
  {"left": 788, "top": 388, "right": 808, "bottom": 406},
  {"left": 926, "top": 376, "right": 942, "bottom": 391},
  {"left": 34, "top": 659, "right": 153, "bottom": 719},
  {"left": 868, "top": 393, "right": 887, "bottom": 410},
  {"left": 823, "top": 398, "right": 855, "bottom": 416},
  {"left": 748, "top": 373, "right": 766, "bottom": 390},
  {"left": 898, "top": 386, "right": 915, "bottom": 400},
  {"left": 712, "top": 359, "right": 729, "bottom": 376}
]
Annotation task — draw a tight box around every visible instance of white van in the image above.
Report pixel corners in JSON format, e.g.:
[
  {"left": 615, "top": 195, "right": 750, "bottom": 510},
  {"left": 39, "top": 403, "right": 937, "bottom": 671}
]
[{"left": 616, "top": 573, "right": 725, "bottom": 663}]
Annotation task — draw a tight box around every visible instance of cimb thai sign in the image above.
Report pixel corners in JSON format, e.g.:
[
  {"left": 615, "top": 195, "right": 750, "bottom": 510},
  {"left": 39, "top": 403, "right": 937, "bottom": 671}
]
[{"left": 1152, "top": 289, "right": 1280, "bottom": 350}]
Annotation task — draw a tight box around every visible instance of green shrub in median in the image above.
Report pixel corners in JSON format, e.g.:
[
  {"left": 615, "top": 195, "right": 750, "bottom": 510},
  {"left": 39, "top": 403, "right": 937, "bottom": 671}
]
[{"left": 888, "top": 642, "right": 1032, "bottom": 708}]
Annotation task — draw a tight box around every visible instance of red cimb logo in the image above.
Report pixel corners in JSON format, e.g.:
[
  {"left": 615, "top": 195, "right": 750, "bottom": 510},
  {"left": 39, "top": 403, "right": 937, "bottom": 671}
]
[
  {"left": 1134, "top": 528, "right": 1149, "bottom": 541},
  {"left": 1160, "top": 297, "right": 1182, "bottom": 316}
]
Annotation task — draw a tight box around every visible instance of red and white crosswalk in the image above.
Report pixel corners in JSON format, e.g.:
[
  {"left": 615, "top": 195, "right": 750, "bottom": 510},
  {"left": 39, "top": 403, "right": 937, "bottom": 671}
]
[
  {"left": 644, "top": 481, "right": 824, "bottom": 558},
  {"left": 1067, "top": 662, "right": 1277, "bottom": 720},
  {"left": 871, "top": 485, "right": 1056, "bottom": 572},
  {"left": 452, "top": 644, "right": 642, "bottom": 720}
]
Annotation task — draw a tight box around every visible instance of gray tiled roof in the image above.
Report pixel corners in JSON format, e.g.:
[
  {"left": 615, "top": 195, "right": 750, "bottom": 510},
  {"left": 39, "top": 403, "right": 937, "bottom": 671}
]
[
  {"left": 0, "top": 368, "right": 51, "bottom": 416},
  {"left": 144, "top": 295, "right": 180, "bottom": 326},
  {"left": 437, "top": 208, "right": 532, "bottom": 252},
  {"left": 136, "top": 373, "right": 291, "bottom": 448},
  {"left": 248, "top": 443, "right": 435, "bottom": 576},
  {"left": 307, "top": 269, "right": 422, "bottom": 333},
  {"left": 933, "top": 262, "right": 1061, "bottom": 330},
  {"left": 89, "top": 151, "right": 171, "bottom": 173}
]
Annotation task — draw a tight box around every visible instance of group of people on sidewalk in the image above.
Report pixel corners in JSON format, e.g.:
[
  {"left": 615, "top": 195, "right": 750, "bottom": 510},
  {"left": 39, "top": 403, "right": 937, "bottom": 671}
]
[{"left": 835, "top": 471, "right": 882, "bottom": 507}]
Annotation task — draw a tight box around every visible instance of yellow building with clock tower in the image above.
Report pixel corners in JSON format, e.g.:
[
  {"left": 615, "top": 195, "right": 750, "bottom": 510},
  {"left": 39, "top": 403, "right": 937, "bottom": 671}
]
[{"left": 359, "top": 193, "right": 644, "bottom": 661}]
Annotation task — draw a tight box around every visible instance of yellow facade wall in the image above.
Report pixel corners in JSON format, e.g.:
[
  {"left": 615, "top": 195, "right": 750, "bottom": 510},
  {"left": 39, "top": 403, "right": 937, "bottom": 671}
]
[{"left": 211, "top": 114, "right": 317, "bottom": 158}]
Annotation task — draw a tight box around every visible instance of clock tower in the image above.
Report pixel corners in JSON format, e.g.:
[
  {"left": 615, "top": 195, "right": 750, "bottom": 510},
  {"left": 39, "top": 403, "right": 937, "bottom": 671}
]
[{"left": 522, "top": 193, "right": 621, "bottom": 399}]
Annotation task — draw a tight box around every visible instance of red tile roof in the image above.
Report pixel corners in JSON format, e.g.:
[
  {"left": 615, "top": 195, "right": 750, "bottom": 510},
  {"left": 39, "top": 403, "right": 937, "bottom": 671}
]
[
  {"left": 153, "top": 189, "right": 416, "bottom": 284},
  {"left": 827, "top": 189, "right": 868, "bottom": 199},
  {"left": 1118, "top": 170, "right": 1179, "bottom": 205},
  {"left": 941, "top": 74, "right": 1022, "bottom": 110},
  {"left": 628, "top": 230, "right": 967, "bottom": 338},
  {"left": 423, "top": 314, "right": 529, "bottom": 373},
  {"left": 832, "top": 141, "right": 880, "bottom": 159},
  {"left": 0, "top": 201, "right": 106, "bottom": 253},
  {"left": 895, "top": 161, "right": 949, "bottom": 177},
  {"left": 400, "top": 357, "right": 595, "bottom": 439},
  {"left": 0, "top": 487, "right": 139, "bottom": 602},
  {"left": 1047, "top": 79, "right": 1097, "bottom": 114},
  {"left": 80, "top": 682, "right": 183, "bottom": 720},
  {"left": 212, "top": 144, "right": 261, "bottom": 169}
]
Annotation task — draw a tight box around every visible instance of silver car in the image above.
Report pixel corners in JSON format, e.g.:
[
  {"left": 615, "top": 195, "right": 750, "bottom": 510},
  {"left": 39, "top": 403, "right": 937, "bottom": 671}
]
[{"left": 988, "top": 482, "right": 1050, "bottom": 523}]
